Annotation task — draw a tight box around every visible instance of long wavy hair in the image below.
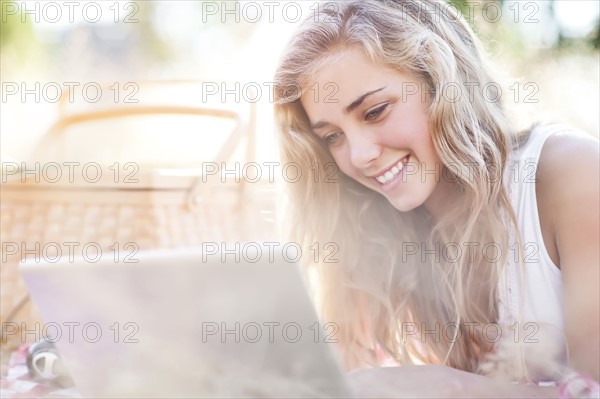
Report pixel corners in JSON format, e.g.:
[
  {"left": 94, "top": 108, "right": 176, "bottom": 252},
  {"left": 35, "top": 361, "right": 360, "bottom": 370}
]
[{"left": 273, "top": 0, "right": 529, "bottom": 373}]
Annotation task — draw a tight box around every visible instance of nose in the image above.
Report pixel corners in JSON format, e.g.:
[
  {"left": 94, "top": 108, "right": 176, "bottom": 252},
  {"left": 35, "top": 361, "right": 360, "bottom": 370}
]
[{"left": 348, "top": 130, "right": 382, "bottom": 169}]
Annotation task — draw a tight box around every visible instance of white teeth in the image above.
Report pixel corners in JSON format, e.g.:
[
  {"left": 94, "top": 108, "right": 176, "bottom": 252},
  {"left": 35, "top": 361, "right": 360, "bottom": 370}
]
[{"left": 374, "top": 156, "right": 409, "bottom": 185}]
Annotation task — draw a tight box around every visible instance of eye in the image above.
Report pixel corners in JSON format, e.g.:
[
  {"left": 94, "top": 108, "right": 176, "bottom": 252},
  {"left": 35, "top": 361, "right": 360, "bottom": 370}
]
[
  {"left": 323, "top": 131, "right": 343, "bottom": 145},
  {"left": 364, "top": 103, "right": 390, "bottom": 122}
]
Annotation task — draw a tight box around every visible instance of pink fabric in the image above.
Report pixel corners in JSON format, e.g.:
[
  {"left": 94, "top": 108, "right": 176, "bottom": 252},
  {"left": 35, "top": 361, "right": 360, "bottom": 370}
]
[{"left": 0, "top": 345, "right": 78, "bottom": 399}]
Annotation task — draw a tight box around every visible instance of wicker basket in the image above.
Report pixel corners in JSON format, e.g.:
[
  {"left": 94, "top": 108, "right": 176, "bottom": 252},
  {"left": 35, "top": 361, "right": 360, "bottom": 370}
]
[{"left": 0, "top": 81, "right": 279, "bottom": 351}]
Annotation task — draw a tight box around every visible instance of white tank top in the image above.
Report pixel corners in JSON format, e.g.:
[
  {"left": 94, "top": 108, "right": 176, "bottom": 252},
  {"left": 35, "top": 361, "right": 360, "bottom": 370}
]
[{"left": 498, "top": 124, "right": 569, "bottom": 381}]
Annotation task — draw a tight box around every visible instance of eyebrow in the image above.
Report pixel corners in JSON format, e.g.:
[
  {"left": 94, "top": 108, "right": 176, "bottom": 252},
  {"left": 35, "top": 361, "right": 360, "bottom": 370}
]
[{"left": 310, "top": 86, "right": 386, "bottom": 130}]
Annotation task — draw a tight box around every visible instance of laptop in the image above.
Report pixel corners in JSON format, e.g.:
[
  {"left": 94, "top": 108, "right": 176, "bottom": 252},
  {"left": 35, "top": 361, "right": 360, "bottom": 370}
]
[{"left": 19, "top": 245, "right": 352, "bottom": 398}]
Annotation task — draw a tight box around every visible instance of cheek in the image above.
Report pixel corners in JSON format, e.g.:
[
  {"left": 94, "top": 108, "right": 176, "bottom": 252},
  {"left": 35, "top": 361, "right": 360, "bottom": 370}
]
[
  {"left": 389, "top": 111, "right": 437, "bottom": 161},
  {"left": 382, "top": 121, "right": 435, "bottom": 159},
  {"left": 411, "top": 130, "right": 438, "bottom": 161},
  {"left": 329, "top": 146, "right": 355, "bottom": 177}
]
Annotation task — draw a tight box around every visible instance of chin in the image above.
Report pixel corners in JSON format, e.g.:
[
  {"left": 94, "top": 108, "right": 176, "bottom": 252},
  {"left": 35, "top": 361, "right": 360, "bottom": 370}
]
[
  {"left": 386, "top": 195, "right": 423, "bottom": 213},
  {"left": 384, "top": 186, "right": 433, "bottom": 213}
]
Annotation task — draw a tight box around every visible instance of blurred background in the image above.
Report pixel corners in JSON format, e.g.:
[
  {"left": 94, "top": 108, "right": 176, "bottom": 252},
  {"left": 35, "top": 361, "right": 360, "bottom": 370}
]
[{"left": 1, "top": 0, "right": 599, "bottom": 164}]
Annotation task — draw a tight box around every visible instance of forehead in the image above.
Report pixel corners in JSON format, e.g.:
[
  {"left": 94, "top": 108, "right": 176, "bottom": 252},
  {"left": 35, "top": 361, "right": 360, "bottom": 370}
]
[
  {"left": 305, "top": 49, "right": 387, "bottom": 95},
  {"left": 300, "top": 49, "right": 414, "bottom": 113}
]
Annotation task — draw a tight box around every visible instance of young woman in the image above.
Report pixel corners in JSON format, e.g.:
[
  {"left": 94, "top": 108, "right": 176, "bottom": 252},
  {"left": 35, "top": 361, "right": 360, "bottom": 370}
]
[{"left": 273, "top": 0, "right": 599, "bottom": 397}]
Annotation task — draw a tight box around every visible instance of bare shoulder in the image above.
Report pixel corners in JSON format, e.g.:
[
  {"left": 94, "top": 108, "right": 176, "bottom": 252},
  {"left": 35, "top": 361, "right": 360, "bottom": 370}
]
[
  {"left": 539, "top": 128, "right": 598, "bottom": 167},
  {"left": 535, "top": 128, "right": 599, "bottom": 267},
  {"left": 537, "top": 129, "right": 599, "bottom": 201}
]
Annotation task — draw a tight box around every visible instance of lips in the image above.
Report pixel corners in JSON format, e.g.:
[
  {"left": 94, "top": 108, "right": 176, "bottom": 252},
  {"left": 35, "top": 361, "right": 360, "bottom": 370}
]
[{"left": 373, "top": 155, "right": 410, "bottom": 185}]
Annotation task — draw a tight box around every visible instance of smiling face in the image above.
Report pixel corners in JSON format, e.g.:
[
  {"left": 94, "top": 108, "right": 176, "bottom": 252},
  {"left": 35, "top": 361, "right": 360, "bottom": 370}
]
[{"left": 301, "top": 48, "right": 446, "bottom": 213}]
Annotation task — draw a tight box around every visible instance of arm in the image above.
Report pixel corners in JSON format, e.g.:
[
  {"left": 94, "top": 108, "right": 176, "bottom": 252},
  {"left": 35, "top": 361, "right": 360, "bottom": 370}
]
[
  {"left": 537, "top": 131, "right": 600, "bottom": 380},
  {"left": 348, "top": 365, "right": 558, "bottom": 398}
]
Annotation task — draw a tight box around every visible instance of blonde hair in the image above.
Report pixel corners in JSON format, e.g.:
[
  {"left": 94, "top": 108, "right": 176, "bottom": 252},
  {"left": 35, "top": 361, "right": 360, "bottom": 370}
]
[{"left": 274, "top": 0, "right": 529, "bottom": 373}]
